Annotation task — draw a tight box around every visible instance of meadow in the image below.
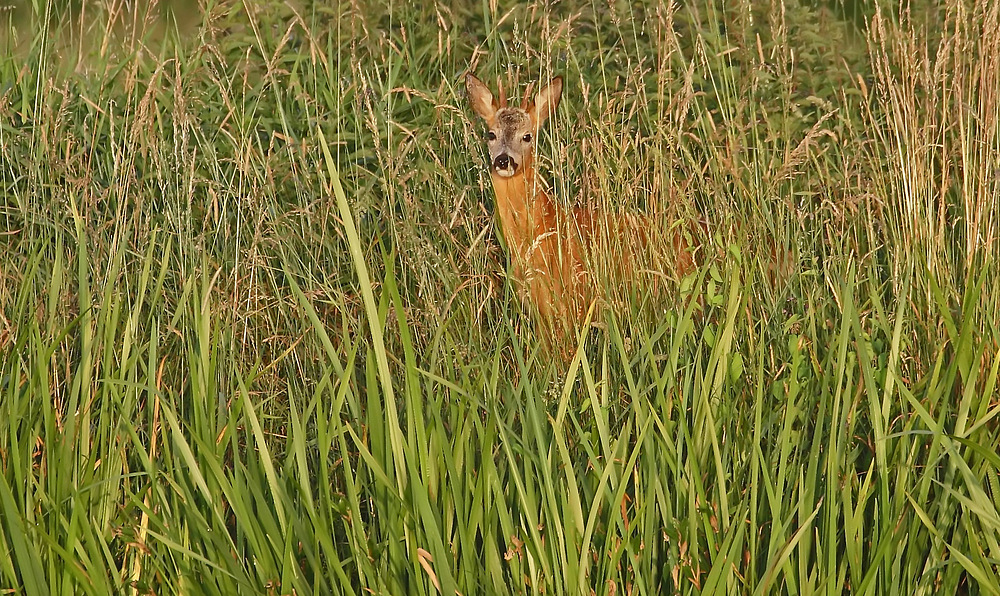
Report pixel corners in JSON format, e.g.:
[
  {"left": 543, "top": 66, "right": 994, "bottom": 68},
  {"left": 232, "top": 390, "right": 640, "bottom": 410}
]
[{"left": 2, "top": 0, "right": 999, "bottom": 593}]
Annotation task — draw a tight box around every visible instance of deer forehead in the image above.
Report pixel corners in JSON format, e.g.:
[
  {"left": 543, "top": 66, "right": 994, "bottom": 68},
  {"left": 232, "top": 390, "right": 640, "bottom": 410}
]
[{"left": 495, "top": 108, "right": 532, "bottom": 131}]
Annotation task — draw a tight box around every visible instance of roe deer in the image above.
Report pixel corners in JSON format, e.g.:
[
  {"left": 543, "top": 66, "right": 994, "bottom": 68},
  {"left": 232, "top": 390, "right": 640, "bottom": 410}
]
[{"left": 465, "top": 73, "right": 698, "bottom": 333}]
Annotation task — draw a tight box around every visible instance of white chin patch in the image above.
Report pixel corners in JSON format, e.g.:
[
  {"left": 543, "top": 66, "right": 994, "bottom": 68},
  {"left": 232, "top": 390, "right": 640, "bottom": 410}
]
[{"left": 494, "top": 167, "right": 516, "bottom": 178}]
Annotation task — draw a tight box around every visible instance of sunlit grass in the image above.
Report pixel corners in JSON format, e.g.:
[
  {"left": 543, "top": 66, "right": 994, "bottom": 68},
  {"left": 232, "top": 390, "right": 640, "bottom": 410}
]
[{"left": 2, "top": 0, "right": 999, "bottom": 593}]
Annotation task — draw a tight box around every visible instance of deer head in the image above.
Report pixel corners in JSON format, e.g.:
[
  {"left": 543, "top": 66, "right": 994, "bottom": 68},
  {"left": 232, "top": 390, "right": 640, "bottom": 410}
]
[{"left": 466, "top": 73, "right": 563, "bottom": 178}]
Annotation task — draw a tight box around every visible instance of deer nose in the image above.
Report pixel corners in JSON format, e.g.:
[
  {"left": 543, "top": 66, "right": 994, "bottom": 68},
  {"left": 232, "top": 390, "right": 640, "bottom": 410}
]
[{"left": 493, "top": 154, "right": 516, "bottom": 171}]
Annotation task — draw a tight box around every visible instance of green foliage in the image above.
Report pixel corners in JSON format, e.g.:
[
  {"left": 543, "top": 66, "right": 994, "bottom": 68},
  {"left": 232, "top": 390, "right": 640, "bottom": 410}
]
[{"left": 2, "top": 0, "right": 1000, "bottom": 593}]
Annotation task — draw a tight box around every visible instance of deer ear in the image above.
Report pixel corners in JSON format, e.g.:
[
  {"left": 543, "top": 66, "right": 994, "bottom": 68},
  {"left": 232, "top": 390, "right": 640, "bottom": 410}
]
[
  {"left": 530, "top": 76, "right": 563, "bottom": 127},
  {"left": 466, "top": 73, "right": 498, "bottom": 122}
]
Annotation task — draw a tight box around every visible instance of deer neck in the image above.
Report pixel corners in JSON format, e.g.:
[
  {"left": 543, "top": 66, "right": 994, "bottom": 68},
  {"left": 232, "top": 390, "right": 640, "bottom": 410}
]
[{"left": 490, "top": 163, "right": 551, "bottom": 253}]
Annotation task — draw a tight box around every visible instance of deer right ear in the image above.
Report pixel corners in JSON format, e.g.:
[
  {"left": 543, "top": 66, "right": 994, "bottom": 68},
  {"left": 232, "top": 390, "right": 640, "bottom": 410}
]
[
  {"left": 530, "top": 76, "right": 563, "bottom": 128},
  {"left": 466, "top": 73, "right": 497, "bottom": 122}
]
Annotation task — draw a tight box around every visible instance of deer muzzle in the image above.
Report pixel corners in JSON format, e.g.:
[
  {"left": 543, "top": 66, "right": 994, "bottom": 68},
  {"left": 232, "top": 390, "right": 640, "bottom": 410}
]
[{"left": 493, "top": 153, "right": 518, "bottom": 177}]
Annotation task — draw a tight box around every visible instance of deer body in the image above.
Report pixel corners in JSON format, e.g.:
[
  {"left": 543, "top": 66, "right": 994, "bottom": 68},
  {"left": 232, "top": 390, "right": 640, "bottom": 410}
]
[
  {"left": 466, "top": 73, "right": 696, "bottom": 330},
  {"left": 490, "top": 165, "right": 593, "bottom": 321}
]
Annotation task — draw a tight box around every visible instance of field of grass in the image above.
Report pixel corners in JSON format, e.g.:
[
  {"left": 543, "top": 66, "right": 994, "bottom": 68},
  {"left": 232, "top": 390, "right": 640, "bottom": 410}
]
[{"left": 2, "top": 0, "right": 1000, "bottom": 593}]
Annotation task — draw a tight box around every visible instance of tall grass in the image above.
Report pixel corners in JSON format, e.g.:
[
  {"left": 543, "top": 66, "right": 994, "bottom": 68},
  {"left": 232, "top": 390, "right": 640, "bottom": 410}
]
[{"left": 2, "top": 0, "right": 999, "bottom": 593}]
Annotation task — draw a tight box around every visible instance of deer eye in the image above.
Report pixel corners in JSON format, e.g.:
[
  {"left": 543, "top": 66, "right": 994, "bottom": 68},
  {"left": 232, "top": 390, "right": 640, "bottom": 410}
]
[
  {"left": 487, "top": 131, "right": 497, "bottom": 141},
  {"left": 522, "top": 133, "right": 532, "bottom": 143}
]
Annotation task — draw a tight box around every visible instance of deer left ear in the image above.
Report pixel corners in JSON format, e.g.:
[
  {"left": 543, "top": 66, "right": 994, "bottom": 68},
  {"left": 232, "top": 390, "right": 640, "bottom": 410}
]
[
  {"left": 529, "top": 76, "right": 563, "bottom": 128},
  {"left": 466, "top": 73, "right": 498, "bottom": 122}
]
